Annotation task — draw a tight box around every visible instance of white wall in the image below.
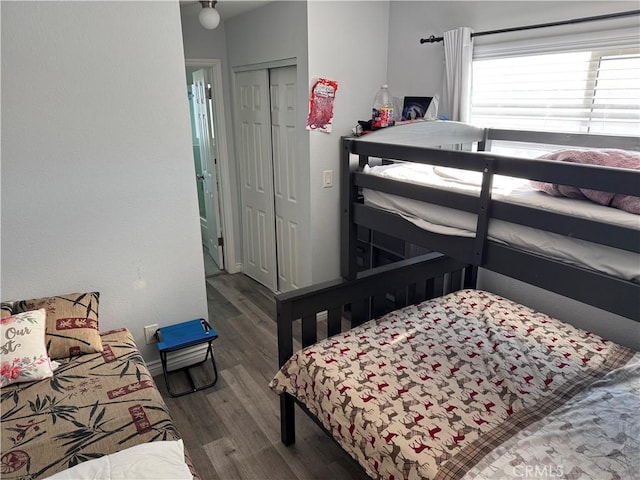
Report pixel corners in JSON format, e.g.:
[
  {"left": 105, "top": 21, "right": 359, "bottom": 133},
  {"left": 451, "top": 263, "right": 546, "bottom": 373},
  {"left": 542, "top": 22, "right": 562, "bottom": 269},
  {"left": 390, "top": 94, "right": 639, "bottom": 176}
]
[
  {"left": 225, "top": 1, "right": 308, "bottom": 69},
  {"left": 1, "top": 1, "right": 209, "bottom": 361},
  {"left": 307, "top": 0, "right": 390, "bottom": 284},
  {"left": 225, "top": 0, "right": 312, "bottom": 287},
  {"left": 388, "top": 1, "right": 640, "bottom": 119}
]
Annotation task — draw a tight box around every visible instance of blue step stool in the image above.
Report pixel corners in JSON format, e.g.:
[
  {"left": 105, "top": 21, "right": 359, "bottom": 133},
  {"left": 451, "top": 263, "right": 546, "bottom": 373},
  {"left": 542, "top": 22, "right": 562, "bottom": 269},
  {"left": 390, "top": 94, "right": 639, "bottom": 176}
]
[{"left": 156, "top": 318, "right": 218, "bottom": 397}]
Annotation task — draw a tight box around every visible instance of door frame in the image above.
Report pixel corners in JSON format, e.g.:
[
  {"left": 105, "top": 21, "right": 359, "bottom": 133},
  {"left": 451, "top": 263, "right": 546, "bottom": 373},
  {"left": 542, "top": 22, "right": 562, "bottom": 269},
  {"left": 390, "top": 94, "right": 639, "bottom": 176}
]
[{"left": 186, "top": 58, "right": 238, "bottom": 274}]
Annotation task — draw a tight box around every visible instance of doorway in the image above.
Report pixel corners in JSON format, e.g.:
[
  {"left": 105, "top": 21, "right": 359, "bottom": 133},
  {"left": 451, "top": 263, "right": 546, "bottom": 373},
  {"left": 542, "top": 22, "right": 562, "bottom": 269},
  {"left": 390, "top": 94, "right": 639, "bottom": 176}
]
[{"left": 185, "top": 59, "right": 234, "bottom": 277}]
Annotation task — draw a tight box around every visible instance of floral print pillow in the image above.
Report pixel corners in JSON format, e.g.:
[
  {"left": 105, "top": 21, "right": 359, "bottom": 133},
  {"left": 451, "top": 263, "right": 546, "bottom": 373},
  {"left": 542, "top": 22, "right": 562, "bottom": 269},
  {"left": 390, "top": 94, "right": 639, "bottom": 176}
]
[{"left": 1, "top": 309, "right": 55, "bottom": 387}]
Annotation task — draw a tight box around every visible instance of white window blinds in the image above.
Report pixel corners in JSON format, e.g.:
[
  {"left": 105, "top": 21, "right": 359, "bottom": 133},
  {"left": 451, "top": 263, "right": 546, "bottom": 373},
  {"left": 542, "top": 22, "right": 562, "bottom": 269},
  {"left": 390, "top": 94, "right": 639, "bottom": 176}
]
[{"left": 471, "top": 47, "right": 640, "bottom": 136}]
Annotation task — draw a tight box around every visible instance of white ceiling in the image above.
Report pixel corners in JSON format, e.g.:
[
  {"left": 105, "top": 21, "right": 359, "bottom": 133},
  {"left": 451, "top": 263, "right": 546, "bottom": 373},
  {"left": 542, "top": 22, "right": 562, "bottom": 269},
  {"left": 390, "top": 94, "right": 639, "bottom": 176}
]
[{"left": 179, "top": 1, "right": 272, "bottom": 21}]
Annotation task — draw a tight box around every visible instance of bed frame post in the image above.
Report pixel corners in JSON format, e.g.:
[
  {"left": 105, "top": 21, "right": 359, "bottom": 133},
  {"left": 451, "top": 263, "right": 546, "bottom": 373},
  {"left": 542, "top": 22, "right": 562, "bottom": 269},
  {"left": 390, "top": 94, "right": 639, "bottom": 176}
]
[
  {"left": 280, "top": 393, "right": 296, "bottom": 445},
  {"left": 276, "top": 296, "right": 296, "bottom": 445},
  {"left": 341, "top": 137, "right": 359, "bottom": 280},
  {"left": 478, "top": 127, "right": 490, "bottom": 151},
  {"left": 464, "top": 265, "right": 478, "bottom": 288}
]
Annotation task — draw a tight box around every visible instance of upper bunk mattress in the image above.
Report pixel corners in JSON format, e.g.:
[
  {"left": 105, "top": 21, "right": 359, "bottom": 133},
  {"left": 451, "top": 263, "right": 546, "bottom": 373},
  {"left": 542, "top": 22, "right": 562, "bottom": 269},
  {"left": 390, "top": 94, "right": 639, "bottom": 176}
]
[{"left": 362, "top": 162, "right": 640, "bottom": 282}]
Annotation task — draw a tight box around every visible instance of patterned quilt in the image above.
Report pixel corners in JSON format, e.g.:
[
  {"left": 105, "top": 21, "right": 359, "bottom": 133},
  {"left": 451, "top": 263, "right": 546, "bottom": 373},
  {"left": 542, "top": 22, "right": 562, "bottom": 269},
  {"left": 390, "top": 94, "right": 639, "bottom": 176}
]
[
  {"left": 270, "top": 289, "right": 639, "bottom": 480},
  {"left": 1, "top": 329, "right": 197, "bottom": 479}
]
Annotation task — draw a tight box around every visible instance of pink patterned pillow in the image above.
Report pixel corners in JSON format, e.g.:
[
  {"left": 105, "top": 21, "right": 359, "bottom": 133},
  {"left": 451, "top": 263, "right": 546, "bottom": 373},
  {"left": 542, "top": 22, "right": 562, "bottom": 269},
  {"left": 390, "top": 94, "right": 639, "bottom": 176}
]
[{"left": 1, "top": 309, "right": 55, "bottom": 387}]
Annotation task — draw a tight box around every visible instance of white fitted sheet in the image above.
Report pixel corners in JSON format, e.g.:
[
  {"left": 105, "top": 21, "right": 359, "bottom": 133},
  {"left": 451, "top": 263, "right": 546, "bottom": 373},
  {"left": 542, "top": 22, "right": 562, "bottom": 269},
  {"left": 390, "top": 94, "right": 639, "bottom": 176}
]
[{"left": 363, "top": 162, "right": 640, "bottom": 282}]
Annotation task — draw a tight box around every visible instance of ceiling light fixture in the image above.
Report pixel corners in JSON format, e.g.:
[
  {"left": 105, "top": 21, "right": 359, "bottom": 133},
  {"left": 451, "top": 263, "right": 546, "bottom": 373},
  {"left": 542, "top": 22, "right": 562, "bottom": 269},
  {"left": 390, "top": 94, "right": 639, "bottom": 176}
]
[{"left": 199, "top": 1, "right": 220, "bottom": 30}]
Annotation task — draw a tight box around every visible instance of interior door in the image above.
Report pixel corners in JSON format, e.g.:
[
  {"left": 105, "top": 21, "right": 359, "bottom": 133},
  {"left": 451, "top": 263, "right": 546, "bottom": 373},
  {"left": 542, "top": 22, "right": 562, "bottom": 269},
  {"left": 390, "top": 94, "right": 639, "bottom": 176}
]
[
  {"left": 192, "top": 68, "right": 224, "bottom": 269},
  {"left": 235, "top": 69, "right": 277, "bottom": 290},
  {"left": 270, "top": 66, "right": 300, "bottom": 292}
]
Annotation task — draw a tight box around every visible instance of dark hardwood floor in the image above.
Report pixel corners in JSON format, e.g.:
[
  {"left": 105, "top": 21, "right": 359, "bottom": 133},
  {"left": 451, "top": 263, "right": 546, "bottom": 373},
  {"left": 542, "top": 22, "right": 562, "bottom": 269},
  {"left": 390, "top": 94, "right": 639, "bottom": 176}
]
[{"left": 154, "top": 273, "right": 370, "bottom": 480}]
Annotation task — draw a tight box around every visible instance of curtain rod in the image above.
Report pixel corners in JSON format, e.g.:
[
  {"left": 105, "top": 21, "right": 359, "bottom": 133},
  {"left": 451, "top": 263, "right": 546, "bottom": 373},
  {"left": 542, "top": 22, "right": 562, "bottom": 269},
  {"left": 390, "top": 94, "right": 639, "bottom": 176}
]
[{"left": 419, "top": 10, "right": 640, "bottom": 44}]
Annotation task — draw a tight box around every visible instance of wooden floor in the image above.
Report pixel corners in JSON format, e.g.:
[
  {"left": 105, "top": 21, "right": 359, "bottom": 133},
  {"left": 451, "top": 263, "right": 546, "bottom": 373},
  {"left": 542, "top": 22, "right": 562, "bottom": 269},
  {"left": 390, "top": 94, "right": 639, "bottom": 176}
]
[{"left": 155, "top": 273, "right": 370, "bottom": 480}]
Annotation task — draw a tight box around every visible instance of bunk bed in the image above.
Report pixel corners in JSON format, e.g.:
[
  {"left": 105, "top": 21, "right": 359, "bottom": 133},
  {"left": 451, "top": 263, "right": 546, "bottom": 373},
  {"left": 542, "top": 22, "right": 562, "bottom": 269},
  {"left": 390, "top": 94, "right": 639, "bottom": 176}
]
[
  {"left": 270, "top": 121, "right": 639, "bottom": 480},
  {"left": 343, "top": 121, "right": 639, "bottom": 315}
]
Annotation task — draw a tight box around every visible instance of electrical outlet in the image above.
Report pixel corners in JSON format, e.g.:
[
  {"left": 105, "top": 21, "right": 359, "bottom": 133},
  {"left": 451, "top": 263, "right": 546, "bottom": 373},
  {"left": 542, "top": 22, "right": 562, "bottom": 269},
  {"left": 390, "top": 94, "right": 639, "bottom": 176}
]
[
  {"left": 144, "top": 324, "right": 159, "bottom": 344},
  {"left": 323, "top": 170, "right": 333, "bottom": 188}
]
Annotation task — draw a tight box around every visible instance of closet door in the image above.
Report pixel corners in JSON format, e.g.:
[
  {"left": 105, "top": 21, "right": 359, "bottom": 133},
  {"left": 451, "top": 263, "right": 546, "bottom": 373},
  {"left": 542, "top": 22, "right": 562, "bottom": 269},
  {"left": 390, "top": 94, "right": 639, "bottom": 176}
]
[
  {"left": 270, "top": 65, "right": 300, "bottom": 292},
  {"left": 235, "top": 69, "right": 277, "bottom": 290}
]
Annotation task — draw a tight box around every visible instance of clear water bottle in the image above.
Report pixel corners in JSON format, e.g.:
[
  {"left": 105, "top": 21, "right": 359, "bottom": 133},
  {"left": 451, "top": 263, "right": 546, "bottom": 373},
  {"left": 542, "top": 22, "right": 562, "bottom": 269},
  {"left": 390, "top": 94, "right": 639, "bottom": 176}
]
[{"left": 371, "top": 84, "right": 395, "bottom": 129}]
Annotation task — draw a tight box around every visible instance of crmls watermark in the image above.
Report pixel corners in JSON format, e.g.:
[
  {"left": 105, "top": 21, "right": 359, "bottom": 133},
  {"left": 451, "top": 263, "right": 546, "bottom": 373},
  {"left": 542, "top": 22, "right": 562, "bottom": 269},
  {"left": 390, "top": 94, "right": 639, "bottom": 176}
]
[{"left": 513, "top": 465, "right": 564, "bottom": 478}]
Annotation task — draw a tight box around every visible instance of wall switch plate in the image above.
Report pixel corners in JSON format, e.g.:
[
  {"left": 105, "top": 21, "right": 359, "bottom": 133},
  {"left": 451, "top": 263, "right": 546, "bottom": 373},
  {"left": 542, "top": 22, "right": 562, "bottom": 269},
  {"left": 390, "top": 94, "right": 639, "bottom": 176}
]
[
  {"left": 323, "top": 170, "right": 333, "bottom": 188},
  {"left": 144, "top": 324, "right": 159, "bottom": 344}
]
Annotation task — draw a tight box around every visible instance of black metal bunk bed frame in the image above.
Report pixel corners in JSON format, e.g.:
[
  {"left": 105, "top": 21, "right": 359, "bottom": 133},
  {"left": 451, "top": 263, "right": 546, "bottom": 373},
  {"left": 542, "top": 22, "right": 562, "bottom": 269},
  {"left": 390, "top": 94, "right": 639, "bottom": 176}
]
[
  {"left": 275, "top": 124, "right": 640, "bottom": 448},
  {"left": 343, "top": 127, "right": 639, "bottom": 318}
]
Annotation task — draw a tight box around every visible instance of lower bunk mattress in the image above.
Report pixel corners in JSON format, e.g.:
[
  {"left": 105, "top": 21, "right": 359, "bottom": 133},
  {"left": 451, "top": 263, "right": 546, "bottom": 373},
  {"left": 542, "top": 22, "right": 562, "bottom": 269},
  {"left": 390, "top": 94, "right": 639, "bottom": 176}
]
[
  {"left": 270, "top": 289, "right": 639, "bottom": 480},
  {"left": 1, "top": 328, "right": 196, "bottom": 479},
  {"left": 362, "top": 162, "right": 640, "bottom": 282}
]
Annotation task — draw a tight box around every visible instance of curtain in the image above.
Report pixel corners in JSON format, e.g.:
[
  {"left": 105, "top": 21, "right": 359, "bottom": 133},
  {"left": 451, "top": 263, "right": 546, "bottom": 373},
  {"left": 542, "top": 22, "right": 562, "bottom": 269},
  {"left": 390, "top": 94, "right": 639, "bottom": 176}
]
[{"left": 444, "top": 27, "right": 474, "bottom": 123}]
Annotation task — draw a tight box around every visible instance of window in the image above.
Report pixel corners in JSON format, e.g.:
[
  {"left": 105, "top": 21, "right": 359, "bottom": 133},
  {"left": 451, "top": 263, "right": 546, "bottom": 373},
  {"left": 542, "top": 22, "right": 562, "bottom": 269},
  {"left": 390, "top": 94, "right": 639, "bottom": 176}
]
[{"left": 471, "top": 47, "right": 640, "bottom": 137}]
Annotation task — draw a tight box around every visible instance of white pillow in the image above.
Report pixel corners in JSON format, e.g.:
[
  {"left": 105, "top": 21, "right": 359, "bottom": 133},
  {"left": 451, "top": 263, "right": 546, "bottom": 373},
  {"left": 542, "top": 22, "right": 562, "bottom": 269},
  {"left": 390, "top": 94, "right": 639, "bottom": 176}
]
[
  {"left": 1, "top": 309, "right": 55, "bottom": 387},
  {"left": 44, "top": 440, "right": 193, "bottom": 479}
]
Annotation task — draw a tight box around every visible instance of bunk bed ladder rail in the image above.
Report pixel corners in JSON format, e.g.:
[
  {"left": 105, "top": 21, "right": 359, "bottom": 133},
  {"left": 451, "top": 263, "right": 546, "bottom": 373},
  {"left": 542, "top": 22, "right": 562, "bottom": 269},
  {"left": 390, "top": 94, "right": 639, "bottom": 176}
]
[
  {"left": 471, "top": 159, "right": 495, "bottom": 283},
  {"left": 473, "top": 128, "right": 492, "bottom": 272}
]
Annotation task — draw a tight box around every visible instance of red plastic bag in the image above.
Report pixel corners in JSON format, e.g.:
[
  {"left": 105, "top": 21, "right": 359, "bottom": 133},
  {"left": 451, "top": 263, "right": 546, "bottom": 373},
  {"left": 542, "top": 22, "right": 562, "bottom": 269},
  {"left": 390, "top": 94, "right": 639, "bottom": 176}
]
[{"left": 306, "top": 78, "right": 339, "bottom": 133}]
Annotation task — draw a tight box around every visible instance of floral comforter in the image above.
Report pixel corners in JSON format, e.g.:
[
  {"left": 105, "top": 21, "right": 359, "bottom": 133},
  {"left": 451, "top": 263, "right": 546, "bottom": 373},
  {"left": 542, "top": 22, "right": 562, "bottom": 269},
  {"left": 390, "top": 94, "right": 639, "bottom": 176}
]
[
  {"left": 1, "top": 329, "right": 197, "bottom": 479},
  {"left": 270, "top": 289, "right": 638, "bottom": 480}
]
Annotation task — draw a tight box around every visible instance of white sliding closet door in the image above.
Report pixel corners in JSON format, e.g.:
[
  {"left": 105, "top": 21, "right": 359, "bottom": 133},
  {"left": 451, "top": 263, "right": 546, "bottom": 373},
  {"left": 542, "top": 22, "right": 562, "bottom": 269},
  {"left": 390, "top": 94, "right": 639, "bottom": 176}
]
[
  {"left": 235, "top": 65, "right": 300, "bottom": 293},
  {"left": 270, "top": 65, "right": 300, "bottom": 292},
  {"left": 235, "top": 69, "right": 277, "bottom": 290}
]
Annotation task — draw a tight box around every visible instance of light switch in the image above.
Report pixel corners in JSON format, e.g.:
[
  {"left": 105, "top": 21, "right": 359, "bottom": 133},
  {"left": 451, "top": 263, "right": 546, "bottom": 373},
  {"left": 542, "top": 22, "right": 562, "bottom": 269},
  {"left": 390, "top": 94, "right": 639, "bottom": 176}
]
[{"left": 323, "top": 170, "right": 333, "bottom": 188}]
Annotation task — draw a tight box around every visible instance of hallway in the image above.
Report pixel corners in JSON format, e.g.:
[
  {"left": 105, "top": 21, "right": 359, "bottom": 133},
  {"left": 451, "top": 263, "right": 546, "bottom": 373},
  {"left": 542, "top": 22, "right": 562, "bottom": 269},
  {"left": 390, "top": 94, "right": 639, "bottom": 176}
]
[{"left": 203, "top": 246, "right": 222, "bottom": 278}]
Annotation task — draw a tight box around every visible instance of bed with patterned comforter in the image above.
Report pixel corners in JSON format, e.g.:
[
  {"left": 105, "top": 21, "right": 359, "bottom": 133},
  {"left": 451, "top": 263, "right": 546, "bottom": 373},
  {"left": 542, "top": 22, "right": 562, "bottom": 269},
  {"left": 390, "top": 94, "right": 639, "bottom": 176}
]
[
  {"left": 270, "top": 289, "right": 639, "bottom": 480},
  {"left": 1, "top": 328, "right": 197, "bottom": 479}
]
